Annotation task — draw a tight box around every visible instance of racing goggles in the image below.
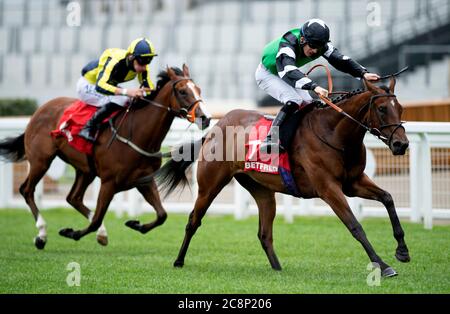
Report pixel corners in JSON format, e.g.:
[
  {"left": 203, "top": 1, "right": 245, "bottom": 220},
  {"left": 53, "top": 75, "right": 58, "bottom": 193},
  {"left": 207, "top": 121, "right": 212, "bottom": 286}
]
[{"left": 135, "top": 55, "right": 153, "bottom": 65}]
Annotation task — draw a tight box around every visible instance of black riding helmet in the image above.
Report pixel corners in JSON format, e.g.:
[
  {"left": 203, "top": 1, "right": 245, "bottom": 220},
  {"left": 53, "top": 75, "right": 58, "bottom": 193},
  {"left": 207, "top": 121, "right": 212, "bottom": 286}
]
[{"left": 301, "top": 18, "right": 330, "bottom": 49}]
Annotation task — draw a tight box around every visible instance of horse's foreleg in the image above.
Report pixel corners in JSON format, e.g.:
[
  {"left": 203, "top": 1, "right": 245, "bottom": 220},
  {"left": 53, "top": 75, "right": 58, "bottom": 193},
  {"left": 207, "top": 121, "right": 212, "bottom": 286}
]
[
  {"left": 235, "top": 174, "right": 281, "bottom": 270},
  {"left": 20, "top": 157, "right": 55, "bottom": 249},
  {"left": 66, "top": 170, "right": 108, "bottom": 246},
  {"left": 59, "top": 181, "right": 115, "bottom": 241},
  {"left": 345, "top": 174, "right": 410, "bottom": 262},
  {"left": 316, "top": 180, "right": 397, "bottom": 277},
  {"left": 256, "top": 195, "right": 281, "bottom": 270},
  {"left": 174, "top": 163, "right": 233, "bottom": 268},
  {"left": 125, "top": 179, "right": 167, "bottom": 234},
  {"left": 174, "top": 193, "right": 214, "bottom": 268}
]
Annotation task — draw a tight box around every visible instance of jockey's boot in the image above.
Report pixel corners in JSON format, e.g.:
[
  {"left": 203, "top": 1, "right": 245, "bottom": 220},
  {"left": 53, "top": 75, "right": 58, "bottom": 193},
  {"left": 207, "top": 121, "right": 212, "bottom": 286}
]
[
  {"left": 260, "top": 101, "right": 299, "bottom": 154},
  {"left": 78, "top": 102, "right": 122, "bottom": 142}
]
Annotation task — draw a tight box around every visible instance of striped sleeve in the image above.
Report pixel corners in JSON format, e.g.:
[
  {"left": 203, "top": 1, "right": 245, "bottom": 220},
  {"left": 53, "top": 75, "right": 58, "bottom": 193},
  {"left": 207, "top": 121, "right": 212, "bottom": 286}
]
[
  {"left": 322, "top": 43, "right": 368, "bottom": 78},
  {"left": 138, "top": 65, "right": 155, "bottom": 90},
  {"left": 96, "top": 57, "right": 119, "bottom": 95},
  {"left": 276, "top": 31, "right": 318, "bottom": 90}
]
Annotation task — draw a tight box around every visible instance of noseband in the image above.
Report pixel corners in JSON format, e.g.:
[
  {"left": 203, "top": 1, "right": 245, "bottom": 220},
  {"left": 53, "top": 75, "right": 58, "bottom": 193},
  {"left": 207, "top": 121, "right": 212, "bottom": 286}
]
[
  {"left": 138, "top": 77, "right": 203, "bottom": 121},
  {"left": 359, "top": 93, "right": 406, "bottom": 147},
  {"left": 171, "top": 78, "right": 203, "bottom": 120}
]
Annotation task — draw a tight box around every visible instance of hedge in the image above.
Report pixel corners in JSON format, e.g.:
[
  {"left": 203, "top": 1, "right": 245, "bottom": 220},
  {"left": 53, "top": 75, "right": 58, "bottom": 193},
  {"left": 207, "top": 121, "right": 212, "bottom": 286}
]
[{"left": 0, "top": 99, "right": 38, "bottom": 116}]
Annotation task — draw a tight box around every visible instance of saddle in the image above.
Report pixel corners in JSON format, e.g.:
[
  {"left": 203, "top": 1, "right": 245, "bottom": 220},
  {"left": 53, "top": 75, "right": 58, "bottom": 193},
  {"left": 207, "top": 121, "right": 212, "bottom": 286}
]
[{"left": 51, "top": 100, "right": 119, "bottom": 154}]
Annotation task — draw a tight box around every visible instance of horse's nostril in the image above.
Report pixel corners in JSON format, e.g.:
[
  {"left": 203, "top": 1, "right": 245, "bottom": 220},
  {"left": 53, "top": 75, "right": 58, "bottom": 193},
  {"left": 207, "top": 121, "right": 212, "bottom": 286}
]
[
  {"left": 393, "top": 140, "right": 409, "bottom": 152},
  {"left": 402, "top": 142, "right": 409, "bottom": 150},
  {"left": 202, "top": 117, "right": 211, "bottom": 129}
]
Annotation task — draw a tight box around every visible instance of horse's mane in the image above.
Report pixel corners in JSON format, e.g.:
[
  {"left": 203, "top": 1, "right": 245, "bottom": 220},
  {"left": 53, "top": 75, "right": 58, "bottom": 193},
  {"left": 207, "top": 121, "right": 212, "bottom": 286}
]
[
  {"left": 313, "top": 85, "right": 390, "bottom": 109},
  {"left": 148, "top": 67, "right": 184, "bottom": 101}
]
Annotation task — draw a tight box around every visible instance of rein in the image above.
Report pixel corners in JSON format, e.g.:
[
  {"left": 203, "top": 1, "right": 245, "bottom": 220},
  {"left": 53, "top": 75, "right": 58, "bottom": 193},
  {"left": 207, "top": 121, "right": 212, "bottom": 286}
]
[
  {"left": 307, "top": 64, "right": 407, "bottom": 147},
  {"left": 109, "top": 120, "right": 165, "bottom": 158},
  {"left": 106, "top": 76, "right": 202, "bottom": 158}
]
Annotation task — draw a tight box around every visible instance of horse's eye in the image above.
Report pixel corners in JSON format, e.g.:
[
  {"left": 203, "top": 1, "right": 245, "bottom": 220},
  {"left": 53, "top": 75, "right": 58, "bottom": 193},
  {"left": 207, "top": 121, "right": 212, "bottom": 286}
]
[
  {"left": 179, "top": 89, "right": 187, "bottom": 96},
  {"left": 378, "top": 106, "right": 387, "bottom": 114}
]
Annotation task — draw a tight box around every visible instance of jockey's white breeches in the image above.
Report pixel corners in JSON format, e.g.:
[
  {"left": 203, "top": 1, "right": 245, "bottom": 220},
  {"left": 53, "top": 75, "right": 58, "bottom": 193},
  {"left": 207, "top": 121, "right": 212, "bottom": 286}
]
[
  {"left": 255, "top": 63, "right": 313, "bottom": 106},
  {"left": 76, "top": 77, "right": 129, "bottom": 107}
]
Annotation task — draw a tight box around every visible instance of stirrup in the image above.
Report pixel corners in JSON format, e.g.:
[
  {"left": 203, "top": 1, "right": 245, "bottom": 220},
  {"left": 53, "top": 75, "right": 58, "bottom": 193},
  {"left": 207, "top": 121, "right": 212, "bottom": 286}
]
[
  {"left": 78, "top": 128, "right": 96, "bottom": 142},
  {"left": 260, "top": 140, "right": 283, "bottom": 154}
]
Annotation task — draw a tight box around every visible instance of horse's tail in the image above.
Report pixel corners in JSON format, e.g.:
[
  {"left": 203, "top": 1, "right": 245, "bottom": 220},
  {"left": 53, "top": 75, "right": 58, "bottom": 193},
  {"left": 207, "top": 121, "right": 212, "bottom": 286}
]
[
  {"left": 0, "top": 133, "right": 26, "bottom": 162},
  {"left": 154, "top": 137, "right": 205, "bottom": 198}
]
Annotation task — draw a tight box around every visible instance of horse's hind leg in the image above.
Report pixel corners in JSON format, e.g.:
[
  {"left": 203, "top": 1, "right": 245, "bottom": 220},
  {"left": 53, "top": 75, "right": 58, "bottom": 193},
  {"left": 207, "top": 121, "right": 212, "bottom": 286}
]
[
  {"left": 234, "top": 174, "right": 282, "bottom": 270},
  {"left": 125, "top": 178, "right": 167, "bottom": 234},
  {"left": 345, "top": 174, "right": 410, "bottom": 262},
  {"left": 59, "top": 181, "right": 115, "bottom": 241},
  {"left": 174, "top": 162, "right": 233, "bottom": 268},
  {"left": 20, "top": 155, "right": 56, "bottom": 249},
  {"left": 66, "top": 170, "right": 108, "bottom": 246}
]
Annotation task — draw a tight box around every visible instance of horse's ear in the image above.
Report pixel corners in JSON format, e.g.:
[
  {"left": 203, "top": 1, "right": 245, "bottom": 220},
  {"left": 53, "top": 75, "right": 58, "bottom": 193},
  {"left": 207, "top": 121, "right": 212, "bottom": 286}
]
[
  {"left": 182, "top": 63, "right": 190, "bottom": 77},
  {"left": 389, "top": 76, "right": 396, "bottom": 93},
  {"left": 166, "top": 66, "right": 177, "bottom": 80},
  {"left": 363, "top": 78, "right": 379, "bottom": 94}
]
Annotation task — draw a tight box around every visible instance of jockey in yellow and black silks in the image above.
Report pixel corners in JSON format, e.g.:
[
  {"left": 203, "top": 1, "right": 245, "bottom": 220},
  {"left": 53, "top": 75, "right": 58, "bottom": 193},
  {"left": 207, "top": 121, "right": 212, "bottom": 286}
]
[{"left": 77, "top": 37, "right": 158, "bottom": 142}]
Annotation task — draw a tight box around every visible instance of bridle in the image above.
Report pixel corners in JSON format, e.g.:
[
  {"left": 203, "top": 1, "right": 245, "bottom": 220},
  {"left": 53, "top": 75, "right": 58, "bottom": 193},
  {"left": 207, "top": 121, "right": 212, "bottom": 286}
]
[
  {"left": 107, "top": 76, "right": 204, "bottom": 156},
  {"left": 308, "top": 64, "right": 407, "bottom": 148},
  {"left": 171, "top": 78, "right": 203, "bottom": 121},
  {"left": 358, "top": 93, "right": 405, "bottom": 147},
  {"left": 139, "top": 77, "right": 203, "bottom": 122}
]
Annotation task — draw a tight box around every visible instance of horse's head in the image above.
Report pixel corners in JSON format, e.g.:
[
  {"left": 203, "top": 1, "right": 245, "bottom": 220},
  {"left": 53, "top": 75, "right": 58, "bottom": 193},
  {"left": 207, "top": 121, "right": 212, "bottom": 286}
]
[
  {"left": 363, "top": 78, "right": 409, "bottom": 155},
  {"left": 165, "top": 64, "right": 211, "bottom": 130}
]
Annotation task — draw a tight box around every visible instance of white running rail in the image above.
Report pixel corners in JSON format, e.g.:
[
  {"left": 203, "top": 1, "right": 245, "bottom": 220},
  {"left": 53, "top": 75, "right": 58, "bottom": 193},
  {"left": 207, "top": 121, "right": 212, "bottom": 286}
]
[{"left": 0, "top": 118, "right": 449, "bottom": 229}]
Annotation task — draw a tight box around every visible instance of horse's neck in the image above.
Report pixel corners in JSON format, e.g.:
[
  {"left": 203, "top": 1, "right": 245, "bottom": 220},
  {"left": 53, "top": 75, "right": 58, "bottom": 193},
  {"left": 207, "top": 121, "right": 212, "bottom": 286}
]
[
  {"left": 128, "top": 93, "right": 175, "bottom": 150},
  {"left": 319, "top": 92, "right": 372, "bottom": 148}
]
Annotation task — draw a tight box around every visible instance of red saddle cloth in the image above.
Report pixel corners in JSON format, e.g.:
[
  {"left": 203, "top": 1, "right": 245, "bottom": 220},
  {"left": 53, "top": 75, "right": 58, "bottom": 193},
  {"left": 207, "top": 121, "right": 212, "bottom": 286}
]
[
  {"left": 244, "top": 117, "right": 291, "bottom": 174},
  {"left": 51, "top": 100, "right": 115, "bottom": 155}
]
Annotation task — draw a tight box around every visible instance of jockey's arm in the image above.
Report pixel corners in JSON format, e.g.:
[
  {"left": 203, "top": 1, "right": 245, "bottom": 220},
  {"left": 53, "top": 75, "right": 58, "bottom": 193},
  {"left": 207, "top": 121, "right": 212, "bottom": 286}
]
[
  {"left": 276, "top": 31, "right": 319, "bottom": 92},
  {"left": 96, "top": 57, "right": 121, "bottom": 95},
  {"left": 96, "top": 59, "right": 152, "bottom": 98},
  {"left": 138, "top": 66, "right": 155, "bottom": 91},
  {"left": 322, "top": 44, "right": 379, "bottom": 81}
]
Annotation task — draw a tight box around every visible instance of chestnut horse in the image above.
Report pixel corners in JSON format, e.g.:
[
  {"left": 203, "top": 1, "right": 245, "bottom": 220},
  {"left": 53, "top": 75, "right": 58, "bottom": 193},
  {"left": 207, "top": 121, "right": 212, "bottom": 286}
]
[
  {"left": 0, "top": 65, "right": 211, "bottom": 249},
  {"left": 155, "top": 78, "right": 410, "bottom": 277}
]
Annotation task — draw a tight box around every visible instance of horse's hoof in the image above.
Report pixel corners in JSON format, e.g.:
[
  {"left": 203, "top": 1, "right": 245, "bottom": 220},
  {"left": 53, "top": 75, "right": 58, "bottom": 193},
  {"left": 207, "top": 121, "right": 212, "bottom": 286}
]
[
  {"left": 272, "top": 265, "right": 282, "bottom": 271},
  {"left": 174, "top": 260, "right": 184, "bottom": 268},
  {"left": 59, "top": 228, "right": 74, "bottom": 239},
  {"left": 72, "top": 231, "right": 81, "bottom": 241},
  {"left": 96, "top": 235, "right": 108, "bottom": 246},
  {"left": 395, "top": 251, "right": 411, "bottom": 263},
  {"left": 125, "top": 220, "right": 141, "bottom": 231},
  {"left": 59, "top": 228, "right": 81, "bottom": 241},
  {"left": 34, "top": 236, "right": 46, "bottom": 250},
  {"left": 125, "top": 220, "right": 141, "bottom": 230},
  {"left": 382, "top": 267, "right": 398, "bottom": 278}
]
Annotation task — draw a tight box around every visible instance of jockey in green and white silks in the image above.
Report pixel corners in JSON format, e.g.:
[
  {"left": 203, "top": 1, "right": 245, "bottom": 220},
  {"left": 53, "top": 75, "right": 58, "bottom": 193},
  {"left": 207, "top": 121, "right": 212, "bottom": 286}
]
[{"left": 256, "top": 18, "right": 380, "bottom": 152}]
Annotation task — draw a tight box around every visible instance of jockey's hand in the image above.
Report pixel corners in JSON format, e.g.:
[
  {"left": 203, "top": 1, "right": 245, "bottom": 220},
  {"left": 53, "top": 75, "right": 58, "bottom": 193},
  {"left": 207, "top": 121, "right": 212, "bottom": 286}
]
[
  {"left": 140, "top": 87, "right": 153, "bottom": 97},
  {"left": 314, "top": 86, "right": 329, "bottom": 98},
  {"left": 363, "top": 72, "right": 380, "bottom": 81},
  {"left": 128, "top": 88, "right": 152, "bottom": 98}
]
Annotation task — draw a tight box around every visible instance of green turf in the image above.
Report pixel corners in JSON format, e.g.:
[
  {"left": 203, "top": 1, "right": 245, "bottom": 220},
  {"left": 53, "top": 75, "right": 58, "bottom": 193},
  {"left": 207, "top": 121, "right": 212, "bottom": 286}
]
[{"left": 0, "top": 208, "right": 449, "bottom": 293}]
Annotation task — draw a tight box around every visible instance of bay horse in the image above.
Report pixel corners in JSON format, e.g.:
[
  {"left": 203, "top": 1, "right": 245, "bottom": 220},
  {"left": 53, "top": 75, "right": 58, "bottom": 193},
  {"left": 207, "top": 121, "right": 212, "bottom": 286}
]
[
  {"left": 154, "top": 77, "right": 410, "bottom": 277},
  {"left": 0, "top": 64, "right": 211, "bottom": 249}
]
